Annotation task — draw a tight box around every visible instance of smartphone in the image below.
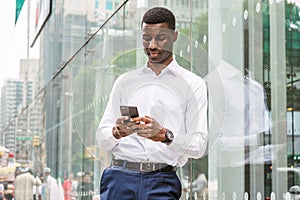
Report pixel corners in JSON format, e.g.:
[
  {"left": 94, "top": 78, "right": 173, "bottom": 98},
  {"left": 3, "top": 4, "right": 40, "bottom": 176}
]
[{"left": 120, "top": 106, "right": 139, "bottom": 120}]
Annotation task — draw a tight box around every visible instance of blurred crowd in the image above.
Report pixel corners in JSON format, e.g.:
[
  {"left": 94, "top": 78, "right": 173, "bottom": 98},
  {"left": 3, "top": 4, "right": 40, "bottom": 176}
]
[{"left": 0, "top": 167, "right": 95, "bottom": 200}]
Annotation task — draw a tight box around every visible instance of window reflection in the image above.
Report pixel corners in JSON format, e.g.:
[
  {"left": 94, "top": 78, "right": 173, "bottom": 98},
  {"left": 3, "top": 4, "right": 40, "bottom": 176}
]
[{"left": 0, "top": 0, "right": 300, "bottom": 199}]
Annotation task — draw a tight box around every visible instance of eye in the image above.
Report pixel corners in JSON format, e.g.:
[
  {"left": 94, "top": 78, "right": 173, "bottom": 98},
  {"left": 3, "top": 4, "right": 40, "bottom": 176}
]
[
  {"left": 143, "top": 35, "right": 152, "bottom": 41},
  {"left": 157, "top": 34, "right": 167, "bottom": 41}
]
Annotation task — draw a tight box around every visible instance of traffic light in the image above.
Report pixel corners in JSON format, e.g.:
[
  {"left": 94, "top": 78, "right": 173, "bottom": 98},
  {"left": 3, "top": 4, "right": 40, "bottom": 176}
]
[{"left": 33, "top": 135, "right": 40, "bottom": 147}]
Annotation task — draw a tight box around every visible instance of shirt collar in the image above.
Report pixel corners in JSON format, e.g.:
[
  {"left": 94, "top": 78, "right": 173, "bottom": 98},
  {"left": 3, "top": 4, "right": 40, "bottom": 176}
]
[{"left": 140, "top": 59, "right": 179, "bottom": 76}]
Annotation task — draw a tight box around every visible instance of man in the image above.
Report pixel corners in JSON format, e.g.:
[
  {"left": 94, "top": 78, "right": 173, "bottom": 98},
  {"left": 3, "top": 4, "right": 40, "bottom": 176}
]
[
  {"left": 96, "top": 7, "right": 208, "bottom": 200},
  {"left": 77, "top": 172, "right": 94, "bottom": 200},
  {"left": 33, "top": 173, "right": 42, "bottom": 200},
  {"left": 43, "top": 167, "right": 58, "bottom": 200},
  {"left": 14, "top": 168, "right": 41, "bottom": 200},
  {"left": 62, "top": 172, "right": 74, "bottom": 200}
]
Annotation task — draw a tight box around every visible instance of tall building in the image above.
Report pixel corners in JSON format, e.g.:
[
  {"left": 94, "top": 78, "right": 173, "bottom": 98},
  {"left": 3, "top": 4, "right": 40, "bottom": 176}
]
[
  {"left": 158, "top": 0, "right": 208, "bottom": 29},
  {"left": 1, "top": 79, "right": 23, "bottom": 151},
  {"left": 0, "top": 59, "right": 40, "bottom": 165},
  {"left": 15, "top": 59, "right": 40, "bottom": 165}
]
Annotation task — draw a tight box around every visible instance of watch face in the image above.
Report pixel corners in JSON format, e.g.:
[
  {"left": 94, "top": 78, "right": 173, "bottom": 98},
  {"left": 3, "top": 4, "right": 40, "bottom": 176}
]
[
  {"left": 166, "top": 130, "right": 174, "bottom": 141},
  {"left": 162, "top": 129, "right": 174, "bottom": 144}
]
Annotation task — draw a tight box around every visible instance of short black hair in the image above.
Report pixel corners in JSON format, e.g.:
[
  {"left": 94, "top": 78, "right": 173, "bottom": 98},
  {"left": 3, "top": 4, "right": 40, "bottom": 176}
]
[{"left": 141, "top": 7, "right": 176, "bottom": 30}]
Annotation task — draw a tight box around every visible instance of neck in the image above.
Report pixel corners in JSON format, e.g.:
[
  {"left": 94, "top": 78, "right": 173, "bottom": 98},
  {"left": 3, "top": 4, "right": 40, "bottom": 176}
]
[
  {"left": 148, "top": 59, "right": 173, "bottom": 75},
  {"left": 148, "top": 63, "right": 165, "bottom": 75}
]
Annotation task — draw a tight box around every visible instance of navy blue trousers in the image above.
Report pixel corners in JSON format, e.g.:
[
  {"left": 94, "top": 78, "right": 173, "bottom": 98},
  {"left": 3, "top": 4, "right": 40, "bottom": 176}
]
[{"left": 100, "top": 166, "right": 182, "bottom": 200}]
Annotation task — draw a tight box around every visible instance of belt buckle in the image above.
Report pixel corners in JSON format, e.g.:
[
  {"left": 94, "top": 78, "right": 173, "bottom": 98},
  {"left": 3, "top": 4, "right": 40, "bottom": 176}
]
[{"left": 139, "top": 162, "right": 155, "bottom": 172}]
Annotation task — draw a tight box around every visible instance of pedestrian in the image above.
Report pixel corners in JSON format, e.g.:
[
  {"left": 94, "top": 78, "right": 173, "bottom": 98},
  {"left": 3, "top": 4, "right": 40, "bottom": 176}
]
[
  {"left": 77, "top": 173, "right": 94, "bottom": 200},
  {"left": 14, "top": 168, "right": 41, "bottom": 200},
  {"left": 33, "top": 173, "right": 42, "bottom": 200},
  {"left": 62, "top": 172, "right": 74, "bottom": 200},
  {"left": 96, "top": 6, "right": 208, "bottom": 200},
  {"left": 43, "top": 167, "right": 58, "bottom": 200},
  {"left": 0, "top": 181, "right": 5, "bottom": 200}
]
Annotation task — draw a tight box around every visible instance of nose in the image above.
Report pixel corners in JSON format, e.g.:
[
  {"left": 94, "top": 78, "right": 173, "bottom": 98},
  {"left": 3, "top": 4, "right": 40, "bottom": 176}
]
[{"left": 149, "top": 38, "right": 158, "bottom": 49}]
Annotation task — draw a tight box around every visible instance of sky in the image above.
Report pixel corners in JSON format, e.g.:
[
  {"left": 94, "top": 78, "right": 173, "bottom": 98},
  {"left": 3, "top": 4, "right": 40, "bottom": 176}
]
[
  {"left": 0, "top": 2, "right": 15, "bottom": 56},
  {"left": 0, "top": 1, "right": 17, "bottom": 86},
  {"left": 0, "top": 1, "right": 26, "bottom": 88},
  {"left": 0, "top": 1, "right": 40, "bottom": 89}
]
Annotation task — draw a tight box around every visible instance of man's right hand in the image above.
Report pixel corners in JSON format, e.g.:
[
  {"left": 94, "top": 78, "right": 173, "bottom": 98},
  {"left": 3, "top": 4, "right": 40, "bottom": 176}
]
[{"left": 112, "top": 116, "right": 139, "bottom": 139}]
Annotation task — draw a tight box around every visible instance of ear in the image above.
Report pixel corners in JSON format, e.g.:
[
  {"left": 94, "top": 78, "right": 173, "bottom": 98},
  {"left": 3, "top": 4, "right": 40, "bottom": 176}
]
[{"left": 173, "top": 30, "right": 178, "bottom": 42}]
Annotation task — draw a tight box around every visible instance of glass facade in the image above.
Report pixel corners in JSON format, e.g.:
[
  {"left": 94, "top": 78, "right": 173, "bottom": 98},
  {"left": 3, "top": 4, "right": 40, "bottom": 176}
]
[{"left": 1, "top": 0, "right": 300, "bottom": 199}]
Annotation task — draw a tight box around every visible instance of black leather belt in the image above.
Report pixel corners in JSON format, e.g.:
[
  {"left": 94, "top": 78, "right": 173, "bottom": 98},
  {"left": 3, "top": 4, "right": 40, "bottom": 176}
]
[{"left": 111, "top": 159, "right": 177, "bottom": 173}]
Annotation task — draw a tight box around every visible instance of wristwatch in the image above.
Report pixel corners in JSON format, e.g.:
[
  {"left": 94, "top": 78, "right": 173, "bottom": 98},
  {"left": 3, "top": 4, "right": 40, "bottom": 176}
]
[{"left": 161, "top": 129, "right": 174, "bottom": 145}]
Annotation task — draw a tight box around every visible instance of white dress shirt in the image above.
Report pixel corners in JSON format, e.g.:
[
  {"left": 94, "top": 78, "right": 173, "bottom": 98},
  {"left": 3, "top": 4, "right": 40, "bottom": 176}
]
[{"left": 96, "top": 60, "right": 208, "bottom": 167}]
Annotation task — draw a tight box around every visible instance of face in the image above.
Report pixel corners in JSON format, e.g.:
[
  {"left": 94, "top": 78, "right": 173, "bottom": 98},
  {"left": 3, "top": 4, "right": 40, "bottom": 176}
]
[
  {"left": 69, "top": 172, "right": 74, "bottom": 179},
  {"left": 142, "top": 22, "right": 177, "bottom": 66},
  {"left": 83, "top": 174, "right": 91, "bottom": 182}
]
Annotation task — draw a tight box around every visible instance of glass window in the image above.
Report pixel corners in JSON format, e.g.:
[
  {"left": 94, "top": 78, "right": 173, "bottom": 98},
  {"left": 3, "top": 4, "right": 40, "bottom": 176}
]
[{"left": 1, "top": 0, "right": 300, "bottom": 199}]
